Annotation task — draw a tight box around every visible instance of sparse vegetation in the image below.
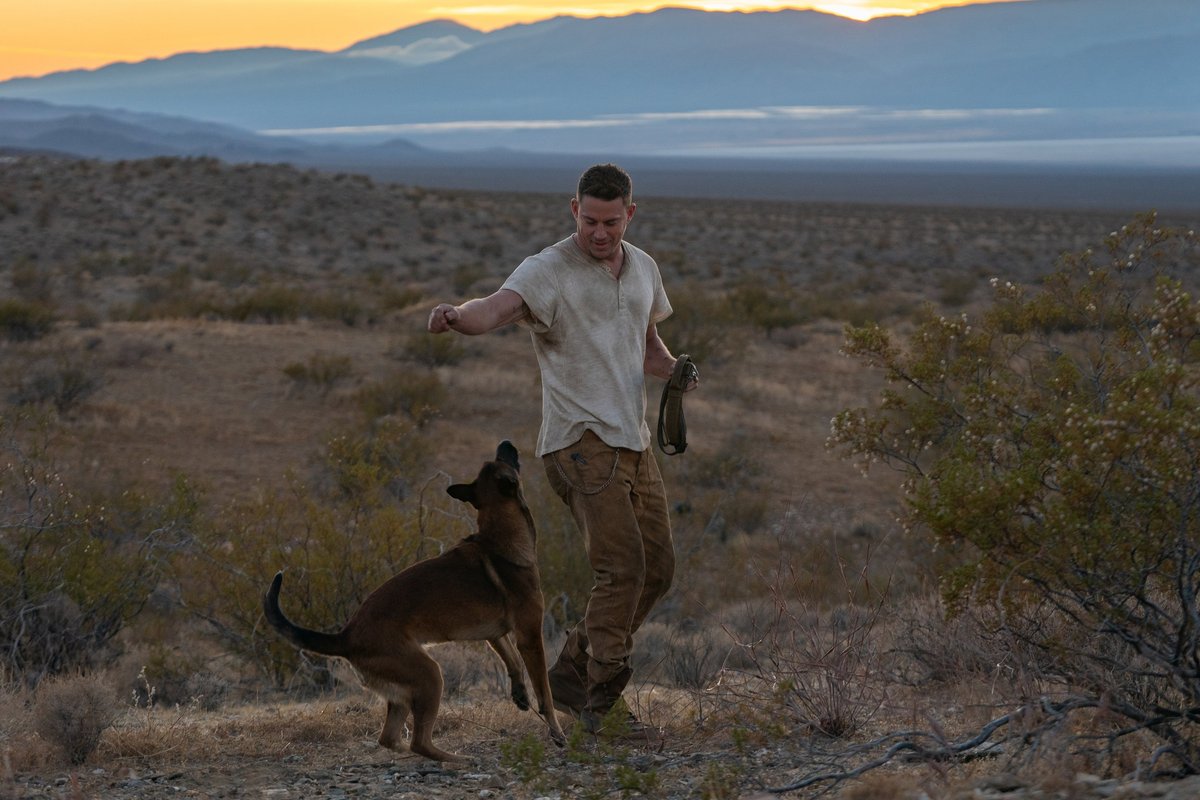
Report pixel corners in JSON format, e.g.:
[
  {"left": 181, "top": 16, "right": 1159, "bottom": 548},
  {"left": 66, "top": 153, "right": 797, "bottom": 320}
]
[
  {"left": 32, "top": 674, "right": 119, "bottom": 764},
  {"left": 0, "top": 299, "right": 56, "bottom": 342},
  {"left": 355, "top": 370, "right": 446, "bottom": 425},
  {"left": 282, "top": 353, "right": 356, "bottom": 394},
  {"left": 831, "top": 213, "right": 1200, "bottom": 776},
  {"left": 0, "top": 410, "right": 198, "bottom": 685},
  {"left": 7, "top": 352, "right": 102, "bottom": 413},
  {"left": 0, "top": 154, "right": 1197, "bottom": 798}
]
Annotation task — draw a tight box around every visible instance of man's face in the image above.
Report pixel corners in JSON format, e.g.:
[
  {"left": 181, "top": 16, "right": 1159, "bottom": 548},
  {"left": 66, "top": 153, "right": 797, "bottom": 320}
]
[{"left": 572, "top": 194, "right": 635, "bottom": 261}]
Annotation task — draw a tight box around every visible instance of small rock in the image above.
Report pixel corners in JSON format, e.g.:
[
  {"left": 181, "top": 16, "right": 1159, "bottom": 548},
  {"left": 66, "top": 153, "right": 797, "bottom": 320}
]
[{"left": 977, "top": 773, "right": 1025, "bottom": 792}]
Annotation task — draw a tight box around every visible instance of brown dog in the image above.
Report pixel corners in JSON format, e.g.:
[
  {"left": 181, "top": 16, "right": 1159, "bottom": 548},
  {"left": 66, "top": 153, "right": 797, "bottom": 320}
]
[{"left": 263, "top": 440, "right": 566, "bottom": 761}]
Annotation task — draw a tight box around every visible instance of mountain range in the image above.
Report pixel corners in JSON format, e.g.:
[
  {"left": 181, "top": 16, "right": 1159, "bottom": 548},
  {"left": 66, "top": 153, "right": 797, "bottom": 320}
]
[
  {"left": 2, "top": 0, "right": 1198, "bottom": 134},
  {"left": 1, "top": 0, "right": 1198, "bottom": 210}
]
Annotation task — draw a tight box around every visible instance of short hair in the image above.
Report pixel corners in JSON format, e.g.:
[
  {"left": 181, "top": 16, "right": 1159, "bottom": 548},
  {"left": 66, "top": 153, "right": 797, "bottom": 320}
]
[{"left": 577, "top": 163, "right": 633, "bottom": 206}]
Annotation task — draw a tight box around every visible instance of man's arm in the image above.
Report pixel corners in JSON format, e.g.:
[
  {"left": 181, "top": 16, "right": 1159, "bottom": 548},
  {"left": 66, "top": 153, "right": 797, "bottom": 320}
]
[
  {"left": 428, "top": 289, "right": 527, "bottom": 335},
  {"left": 645, "top": 323, "right": 699, "bottom": 390}
]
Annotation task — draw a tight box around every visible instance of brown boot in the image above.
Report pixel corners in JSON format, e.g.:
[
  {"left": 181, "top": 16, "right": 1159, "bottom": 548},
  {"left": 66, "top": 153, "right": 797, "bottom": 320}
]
[
  {"left": 580, "top": 667, "right": 663, "bottom": 747},
  {"left": 547, "top": 656, "right": 587, "bottom": 718}
]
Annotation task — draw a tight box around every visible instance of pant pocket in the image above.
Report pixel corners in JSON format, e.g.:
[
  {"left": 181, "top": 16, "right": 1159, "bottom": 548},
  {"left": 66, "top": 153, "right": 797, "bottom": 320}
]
[{"left": 544, "top": 431, "right": 621, "bottom": 497}]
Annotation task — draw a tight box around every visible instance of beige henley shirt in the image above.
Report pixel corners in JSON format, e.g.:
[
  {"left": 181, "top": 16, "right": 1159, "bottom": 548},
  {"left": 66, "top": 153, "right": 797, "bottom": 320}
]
[{"left": 501, "top": 236, "right": 673, "bottom": 456}]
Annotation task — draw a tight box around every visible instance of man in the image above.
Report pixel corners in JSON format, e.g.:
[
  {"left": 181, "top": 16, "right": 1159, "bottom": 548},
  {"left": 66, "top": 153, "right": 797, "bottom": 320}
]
[{"left": 427, "top": 163, "right": 698, "bottom": 739}]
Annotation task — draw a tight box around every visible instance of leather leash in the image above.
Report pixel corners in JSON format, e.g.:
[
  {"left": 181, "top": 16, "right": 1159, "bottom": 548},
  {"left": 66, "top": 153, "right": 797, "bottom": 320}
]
[{"left": 656, "top": 354, "right": 698, "bottom": 456}]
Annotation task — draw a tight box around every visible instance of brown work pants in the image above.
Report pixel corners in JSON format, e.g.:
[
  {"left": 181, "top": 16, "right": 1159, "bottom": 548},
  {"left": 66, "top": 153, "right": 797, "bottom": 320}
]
[{"left": 543, "top": 430, "right": 675, "bottom": 690}]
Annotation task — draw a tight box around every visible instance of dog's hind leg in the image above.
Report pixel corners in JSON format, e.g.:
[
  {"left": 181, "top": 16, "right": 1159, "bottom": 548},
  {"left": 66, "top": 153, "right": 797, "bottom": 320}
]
[
  {"left": 378, "top": 698, "right": 411, "bottom": 753},
  {"left": 405, "top": 650, "right": 466, "bottom": 762},
  {"left": 487, "top": 635, "right": 530, "bottom": 711}
]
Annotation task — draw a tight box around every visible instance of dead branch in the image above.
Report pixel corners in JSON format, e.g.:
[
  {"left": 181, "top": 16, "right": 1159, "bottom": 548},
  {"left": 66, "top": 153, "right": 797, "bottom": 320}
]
[{"left": 761, "top": 697, "right": 1099, "bottom": 796}]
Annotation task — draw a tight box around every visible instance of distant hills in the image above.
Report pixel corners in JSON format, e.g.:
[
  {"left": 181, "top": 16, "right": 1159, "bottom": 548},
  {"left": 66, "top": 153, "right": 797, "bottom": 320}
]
[
  {"left": 1, "top": 0, "right": 1198, "bottom": 211},
  {"left": 0, "top": 97, "right": 453, "bottom": 163},
  {"left": 0, "top": 98, "right": 316, "bottom": 161},
  {"left": 2, "top": 0, "right": 1198, "bottom": 133}
]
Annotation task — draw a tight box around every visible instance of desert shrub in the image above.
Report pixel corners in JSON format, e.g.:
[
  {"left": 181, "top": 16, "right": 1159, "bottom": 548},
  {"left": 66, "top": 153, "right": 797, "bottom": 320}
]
[
  {"left": 8, "top": 355, "right": 102, "bottom": 414},
  {"left": 889, "top": 595, "right": 1010, "bottom": 686},
  {"left": 32, "top": 675, "right": 118, "bottom": 764},
  {"left": 805, "top": 291, "right": 913, "bottom": 327},
  {"left": 282, "top": 353, "right": 355, "bottom": 395},
  {"left": 0, "top": 299, "right": 56, "bottom": 342},
  {"left": 227, "top": 286, "right": 302, "bottom": 323},
  {"left": 10, "top": 259, "right": 54, "bottom": 304},
  {"left": 0, "top": 410, "right": 199, "bottom": 685},
  {"left": 0, "top": 188, "right": 18, "bottom": 217},
  {"left": 71, "top": 304, "right": 102, "bottom": 329},
  {"left": 377, "top": 285, "right": 425, "bottom": 313},
  {"left": 134, "top": 647, "right": 228, "bottom": 710},
  {"left": 117, "top": 277, "right": 223, "bottom": 321},
  {"left": 658, "top": 281, "right": 741, "bottom": 365},
  {"left": 829, "top": 213, "right": 1200, "bottom": 774},
  {"left": 181, "top": 418, "right": 457, "bottom": 689},
  {"left": 355, "top": 370, "right": 445, "bottom": 426},
  {"left": 936, "top": 270, "right": 982, "bottom": 308},
  {"left": 304, "top": 292, "right": 364, "bottom": 326},
  {"left": 633, "top": 622, "right": 729, "bottom": 690},
  {"left": 728, "top": 276, "right": 805, "bottom": 337},
  {"left": 452, "top": 261, "right": 489, "bottom": 295},
  {"left": 399, "top": 329, "right": 466, "bottom": 367},
  {"left": 717, "top": 553, "right": 889, "bottom": 740}
]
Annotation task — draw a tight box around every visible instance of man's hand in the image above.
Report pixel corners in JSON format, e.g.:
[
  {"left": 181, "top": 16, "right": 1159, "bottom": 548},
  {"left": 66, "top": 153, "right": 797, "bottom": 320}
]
[
  {"left": 427, "top": 290, "right": 528, "bottom": 335},
  {"left": 427, "top": 303, "right": 460, "bottom": 333},
  {"left": 676, "top": 358, "right": 700, "bottom": 392}
]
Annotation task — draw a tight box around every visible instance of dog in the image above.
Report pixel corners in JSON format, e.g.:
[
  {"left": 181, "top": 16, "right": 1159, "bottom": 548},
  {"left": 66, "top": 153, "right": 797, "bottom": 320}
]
[{"left": 263, "top": 440, "right": 566, "bottom": 761}]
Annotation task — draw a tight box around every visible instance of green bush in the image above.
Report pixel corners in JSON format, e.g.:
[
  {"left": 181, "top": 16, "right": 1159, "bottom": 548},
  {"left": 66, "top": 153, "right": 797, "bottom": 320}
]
[
  {"left": 400, "top": 330, "right": 465, "bottom": 367},
  {"left": 304, "top": 292, "right": 364, "bottom": 326},
  {"left": 283, "top": 353, "right": 355, "bottom": 394},
  {"left": 728, "top": 277, "right": 804, "bottom": 337},
  {"left": 355, "top": 370, "right": 445, "bottom": 426},
  {"left": 0, "top": 299, "right": 56, "bottom": 342},
  {"left": 829, "top": 213, "right": 1200, "bottom": 772},
  {"left": 227, "top": 286, "right": 302, "bottom": 323},
  {"left": 658, "top": 282, "right": 741, "bottom": 365},
  {"left": 11, "top": 259, "right": 54, "bottom": 303},
  {"left": 0, "top": 410, "right": 199, "bottom": 685}
]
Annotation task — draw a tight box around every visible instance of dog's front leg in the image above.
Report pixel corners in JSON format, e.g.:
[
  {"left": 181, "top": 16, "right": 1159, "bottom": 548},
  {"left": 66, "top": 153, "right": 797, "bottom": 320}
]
[
  {"left": 487, "top": 635, "right": 531, "bottom": 710},
  {"left": 512, "top": 623, "right": 567, "bottom": 746}
]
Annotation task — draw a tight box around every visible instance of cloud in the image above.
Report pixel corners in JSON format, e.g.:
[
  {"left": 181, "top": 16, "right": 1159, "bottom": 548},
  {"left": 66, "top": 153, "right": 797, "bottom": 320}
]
[{"left": 345, "top": 36, "right": 473, "bottom": 65}]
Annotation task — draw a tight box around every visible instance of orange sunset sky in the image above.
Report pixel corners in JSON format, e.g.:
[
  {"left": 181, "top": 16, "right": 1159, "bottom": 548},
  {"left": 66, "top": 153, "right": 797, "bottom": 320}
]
[{"left": 1, "top": 0, "right": 1022, "bottom": 82}]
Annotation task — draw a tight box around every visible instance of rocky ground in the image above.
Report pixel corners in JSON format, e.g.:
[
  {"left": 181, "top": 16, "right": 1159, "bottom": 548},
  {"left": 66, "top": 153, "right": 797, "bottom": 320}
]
[{"left": 13, "top": 736, "right": 1200, "bottom": 800}]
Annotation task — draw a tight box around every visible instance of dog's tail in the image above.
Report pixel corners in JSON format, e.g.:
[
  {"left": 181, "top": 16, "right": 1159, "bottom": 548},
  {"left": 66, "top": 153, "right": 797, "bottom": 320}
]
[{"left": 263, "top": 571, "right": 350, "bottom": 657}]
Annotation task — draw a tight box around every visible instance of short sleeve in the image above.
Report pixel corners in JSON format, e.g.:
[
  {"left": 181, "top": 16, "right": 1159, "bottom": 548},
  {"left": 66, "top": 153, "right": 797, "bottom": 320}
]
[
  {"left": 502, "top": 253, "right": 559, "bottom": 333},
  {"left": 648, "top": 255, "right": 673, "bottom": 324}
]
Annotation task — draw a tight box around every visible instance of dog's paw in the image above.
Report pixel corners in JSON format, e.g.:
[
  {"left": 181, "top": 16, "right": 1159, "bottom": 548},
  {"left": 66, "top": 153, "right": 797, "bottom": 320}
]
[{"left": 510, "top": 683, "right": 531, "bottom": 711}]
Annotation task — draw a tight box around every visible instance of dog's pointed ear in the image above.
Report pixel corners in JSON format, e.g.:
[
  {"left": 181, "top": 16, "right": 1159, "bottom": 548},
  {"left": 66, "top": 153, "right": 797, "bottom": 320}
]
[
  {"left": 447, "top": 482, "right": 479, "bottom": 508},
  {"left": 496, "top": 440, "right": 520, "bottom": 472}
]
